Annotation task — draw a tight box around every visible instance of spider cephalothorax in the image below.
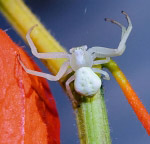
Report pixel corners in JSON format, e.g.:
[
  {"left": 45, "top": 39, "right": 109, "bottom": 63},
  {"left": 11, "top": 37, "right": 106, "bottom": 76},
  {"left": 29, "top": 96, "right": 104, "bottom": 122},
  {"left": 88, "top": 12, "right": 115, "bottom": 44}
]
[
  {"left": 69, "top": 46, "right": 93, "bottom": 71},
  {"left": 18, "top": 11, "right": 132, "bottom": 104}
]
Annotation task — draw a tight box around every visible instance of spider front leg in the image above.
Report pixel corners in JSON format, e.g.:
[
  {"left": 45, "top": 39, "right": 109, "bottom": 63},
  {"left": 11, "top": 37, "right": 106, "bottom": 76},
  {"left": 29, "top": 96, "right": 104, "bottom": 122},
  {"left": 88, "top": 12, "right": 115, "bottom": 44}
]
[
  {"left": 88, "top": 11, "right": 132, "bottom": 58},
  {"left": 105, "top": 14, "right": 126, "bottom": 39},
  {"left": 18, "top": 55, "right": 70, "bottom": 81},
  {"left": 26, "top": 25, "right": 70, "bottom": 59}
]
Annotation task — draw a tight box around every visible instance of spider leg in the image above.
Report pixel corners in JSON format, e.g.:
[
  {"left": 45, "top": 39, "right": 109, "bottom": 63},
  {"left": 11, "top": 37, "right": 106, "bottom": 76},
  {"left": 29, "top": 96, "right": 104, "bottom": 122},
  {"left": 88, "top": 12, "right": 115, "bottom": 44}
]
[
  {"left": 105, "top": 17, "right": 126, "bottom": 39},
  {"left": 18, "top": 55, "right": 69, "bottom": 81},
  {"left": 88, "top": 11, "right": 132, "bottom": 58},
  {"left": 106, "top": 11, "right": 132, "bottom": 39},
  {"left": 63, "top": 68, "right": 73, "bottom": 77},
  {"left": 93, "top": 57, "right": 110, "bottom": 65},
  {"left": 92, "top": 68, "right": 110, "bottom": 80},
  {"left": 26, "top": 25, "right": 70, "bottom": 59},
  {"left": 65, "top": 75, "right": 77, "bottom": 104}
]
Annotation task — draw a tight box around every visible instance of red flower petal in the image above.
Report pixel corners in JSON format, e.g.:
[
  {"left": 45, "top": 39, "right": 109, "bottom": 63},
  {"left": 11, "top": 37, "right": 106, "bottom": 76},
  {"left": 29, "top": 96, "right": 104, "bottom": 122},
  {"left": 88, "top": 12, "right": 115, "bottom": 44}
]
[{"left": 0, "top": 30, "right": 60, "bottom": 144}]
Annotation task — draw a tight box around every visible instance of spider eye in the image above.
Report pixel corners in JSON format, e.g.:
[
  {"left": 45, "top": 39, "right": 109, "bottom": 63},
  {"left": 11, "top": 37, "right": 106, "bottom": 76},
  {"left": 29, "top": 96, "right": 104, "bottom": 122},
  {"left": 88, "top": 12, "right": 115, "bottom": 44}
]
[{"left": 70, "top": 45, "right": 87, "bottom": 53}]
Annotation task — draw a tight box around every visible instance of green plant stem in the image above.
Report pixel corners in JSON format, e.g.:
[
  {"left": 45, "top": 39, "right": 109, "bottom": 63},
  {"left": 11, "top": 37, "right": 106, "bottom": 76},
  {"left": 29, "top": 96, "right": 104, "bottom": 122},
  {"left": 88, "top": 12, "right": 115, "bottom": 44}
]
[
  {"left": 0, "top": 0, "right": 112, "bottom": 143},
  {"left": 76, "top": 88, "right": 111, "bottom": 144}
]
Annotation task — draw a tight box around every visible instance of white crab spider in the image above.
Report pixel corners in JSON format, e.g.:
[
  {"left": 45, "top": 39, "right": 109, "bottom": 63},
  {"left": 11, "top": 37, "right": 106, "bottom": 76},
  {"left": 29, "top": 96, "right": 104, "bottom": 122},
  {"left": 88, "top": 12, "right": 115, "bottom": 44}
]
[{"left": 18, "top": 11, "right": 132, "bottom": 104}]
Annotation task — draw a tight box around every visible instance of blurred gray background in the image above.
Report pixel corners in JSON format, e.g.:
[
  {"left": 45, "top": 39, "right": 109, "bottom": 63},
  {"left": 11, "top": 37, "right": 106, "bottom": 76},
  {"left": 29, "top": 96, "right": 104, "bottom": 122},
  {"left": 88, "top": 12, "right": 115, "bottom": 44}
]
[{"left": 0, "top": 0, "right": 150, "bottom": 143}]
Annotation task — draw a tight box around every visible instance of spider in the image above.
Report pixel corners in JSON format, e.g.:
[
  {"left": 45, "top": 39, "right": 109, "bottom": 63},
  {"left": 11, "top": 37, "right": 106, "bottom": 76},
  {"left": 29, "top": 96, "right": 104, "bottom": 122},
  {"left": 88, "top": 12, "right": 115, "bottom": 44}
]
[{"left": 18, "top": 11, "right": 132, "bottom": 104}]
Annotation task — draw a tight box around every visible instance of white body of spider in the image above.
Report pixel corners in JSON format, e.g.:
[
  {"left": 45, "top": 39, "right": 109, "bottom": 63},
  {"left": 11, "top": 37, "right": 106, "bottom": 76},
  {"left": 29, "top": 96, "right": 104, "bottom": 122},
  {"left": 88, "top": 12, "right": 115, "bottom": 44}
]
[
  {"left": 74, "top": 67, "right": 101, "bottom": 96},
  {"left": 69, "top": 46, "right": 101, "bottom": 96},
  {"left": 18, "top": 11, "right": 132, "bottom": 104}
]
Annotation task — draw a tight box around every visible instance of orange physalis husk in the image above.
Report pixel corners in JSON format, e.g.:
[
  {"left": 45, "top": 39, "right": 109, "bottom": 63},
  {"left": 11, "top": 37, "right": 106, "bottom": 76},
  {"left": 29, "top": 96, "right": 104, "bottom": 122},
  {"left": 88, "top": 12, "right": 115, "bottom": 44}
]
[{"left": 0, "top": 30, "right": 60, "bottom": 143}]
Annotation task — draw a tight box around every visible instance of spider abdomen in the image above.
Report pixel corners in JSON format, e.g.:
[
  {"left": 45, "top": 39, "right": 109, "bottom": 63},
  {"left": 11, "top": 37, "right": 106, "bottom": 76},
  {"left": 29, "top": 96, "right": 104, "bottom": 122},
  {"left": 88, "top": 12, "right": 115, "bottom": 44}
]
[{"left": 74, "top": 67, "right": 101, "bottom": 96}]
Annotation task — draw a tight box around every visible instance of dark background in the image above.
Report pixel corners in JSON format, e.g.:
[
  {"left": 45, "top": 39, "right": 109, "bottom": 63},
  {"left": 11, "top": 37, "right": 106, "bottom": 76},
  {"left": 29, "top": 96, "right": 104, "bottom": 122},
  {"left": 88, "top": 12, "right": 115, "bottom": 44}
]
[{"left": 0, "top": 0, "right": 150, "bottom": 143}]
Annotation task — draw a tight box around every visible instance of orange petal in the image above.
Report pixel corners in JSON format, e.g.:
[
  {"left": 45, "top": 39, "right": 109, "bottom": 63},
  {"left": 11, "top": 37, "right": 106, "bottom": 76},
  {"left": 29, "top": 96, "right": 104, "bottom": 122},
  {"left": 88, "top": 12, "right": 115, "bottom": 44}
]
[{"left": 0, "top": 30, "right": 60, "bottom": 143}]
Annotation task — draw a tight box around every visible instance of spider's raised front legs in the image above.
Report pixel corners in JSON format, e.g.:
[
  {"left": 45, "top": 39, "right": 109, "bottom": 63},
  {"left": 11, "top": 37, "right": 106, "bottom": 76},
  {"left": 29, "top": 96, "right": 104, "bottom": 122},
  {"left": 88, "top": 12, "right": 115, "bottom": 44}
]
[
  {"left": 18, "top": 24, "right": 73, "bottom": 80},
  {"left": 88, "top": 11, "right": 132, "bottom": 58},
  {"left": 26, "top": 25, "right": 70, "bottom": 59}
]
